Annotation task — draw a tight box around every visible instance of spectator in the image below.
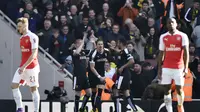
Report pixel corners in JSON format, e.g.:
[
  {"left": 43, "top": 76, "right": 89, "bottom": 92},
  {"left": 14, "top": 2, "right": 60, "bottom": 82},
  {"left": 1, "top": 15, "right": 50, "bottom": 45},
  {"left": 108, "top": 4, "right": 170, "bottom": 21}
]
[
  {"left": 88, "top": 9, "right": 98, "bottom": 32},
  {"left": 152, "top": 0, "right": 165, "bottom": 30},
  {"left": 59, "top": 25, "right": 75, "bottom": 64},
  {"left": 23, "top": 11, "right": 37, "bottom": 32},
  {"left": 18, "top": 2, "right": 42, "bottom": 30},
  {"left": 99, "top": 3, "right": 113, "bottom": 20},
  {"left": 59, "top": 14, "right": 71, "bottom": 30},
  {"left": 130, "top": 63, "right": 147, "bottom": 98},
  {"left": 134, "top": 11, "right": 148, "bottom": 37},
  {"left": 106, "top": 24, "right": 124, "bottom": 45},
  {"left": 185, "top": 0, "right": 200, "bottom": 27},
  {"left": 84, "top": 31, "right": 97, "bottom": 50},
  {"left": 139, "top": 0, "right": 155, "bottom": 18},
  {"left": 127, "top": 42, "right": 140, "bottom": 63},
  {"left": 131, "top": 29, "right": 146, "bottom": 62},
  {"left": 145, "top": 27, "right": 158, "bottom": 59},
  {"left": 58, "top": 0, "right": 71, "bottom": 14},
  {"left": 37, "top": 19, "right": 53, "bottom": 50},
  {"left": 98, "top": 17, "right": 113, "bottom": 46},
  {"left": 43, "top": 10, "right": 58, "bottom": 28},
  {"left": 191, "top": 18, "right": 200, "bottom": 57},
  {"left": 193, "top": 62, "right": 200, "bottom": 99},
  {"left": 49, "top": 28, "right": 62, "bottom": 61},
  {"left": 164, "top": 0, "right": 184, "bottom": 19},
  {"left": 68, "top": 5, "right": 82, "bottom": 29},
  {"left": 76, "top": 16, "right": 93, "bottom": 38},
  {"left": 78, "top": 0, "right": 90, "bottom": 17},
  {"left": 117, "top": 0, "right": 139, "bottom": 24}
]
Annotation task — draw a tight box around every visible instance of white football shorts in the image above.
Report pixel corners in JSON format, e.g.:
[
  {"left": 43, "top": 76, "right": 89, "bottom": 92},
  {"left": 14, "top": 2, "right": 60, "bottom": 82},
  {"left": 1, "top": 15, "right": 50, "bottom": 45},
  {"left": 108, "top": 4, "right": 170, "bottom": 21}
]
[
  {"left": 160, "top": 68, "right": 185, "bottom": 86},
  {"left": 12, "top": 65, "right": 40, "bottom": 87}
]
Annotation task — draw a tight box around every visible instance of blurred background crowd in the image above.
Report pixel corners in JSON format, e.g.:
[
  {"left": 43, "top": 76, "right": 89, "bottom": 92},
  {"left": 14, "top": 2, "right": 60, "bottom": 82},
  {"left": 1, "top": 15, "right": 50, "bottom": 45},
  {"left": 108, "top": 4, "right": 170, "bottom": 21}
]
[{"left": 1, "top": 0, "right": 200, "bottom": 99}]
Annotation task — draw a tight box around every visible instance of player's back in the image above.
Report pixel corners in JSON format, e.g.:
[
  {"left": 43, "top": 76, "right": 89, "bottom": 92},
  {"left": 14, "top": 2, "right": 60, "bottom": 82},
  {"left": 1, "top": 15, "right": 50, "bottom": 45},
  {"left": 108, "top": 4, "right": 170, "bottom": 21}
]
[
  {"left": 20, "top": 31, "right": 39, "bottom": 69},
  {"left": 160, "top": 31, "right": 188, "bottom": 69}
]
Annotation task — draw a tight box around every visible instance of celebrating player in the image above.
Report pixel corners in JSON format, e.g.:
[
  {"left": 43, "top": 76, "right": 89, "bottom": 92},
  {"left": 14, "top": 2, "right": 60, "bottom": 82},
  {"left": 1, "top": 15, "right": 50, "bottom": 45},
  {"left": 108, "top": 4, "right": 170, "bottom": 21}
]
[
  {"left": 72, "top": 33, "right": 92, "bottom": 112},
  {"left": 113, "top": 38, "right": 138, "bottom": 112},
  {"left": 89, "top": 39, "right": 112, "bottom": 112},
  {"left": 11, "top": 17, "right": 40, "bottom": 112},
  {"left": 157, "top": 18, "right": 189, "bottom": 112}
]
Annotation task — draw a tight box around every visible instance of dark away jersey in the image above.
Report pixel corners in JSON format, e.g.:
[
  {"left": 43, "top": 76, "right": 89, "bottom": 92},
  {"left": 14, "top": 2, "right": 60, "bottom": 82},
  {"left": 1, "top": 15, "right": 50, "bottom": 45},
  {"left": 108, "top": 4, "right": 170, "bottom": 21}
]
[
  {"left": 117, "top": 48, "right": 133, "bottom": 68},
  {"left": 71, "top": 49, "right": 91, "bottom": 77},
  {"left": 89, "top": 48, "right": 112, "bottom": 77}
]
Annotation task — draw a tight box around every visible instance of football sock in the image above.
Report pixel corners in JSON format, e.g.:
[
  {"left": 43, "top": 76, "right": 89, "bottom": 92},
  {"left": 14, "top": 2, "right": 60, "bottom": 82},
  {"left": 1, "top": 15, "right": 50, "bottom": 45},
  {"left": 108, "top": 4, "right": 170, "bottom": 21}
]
[
  {"left": 32, "top": 89, "right": 40, "bottom": 112},
  {"left": 94, "top": 88, "right": 103, "bottom": 110},
  {"left": 74, "top": 95, "right": 80, "bottom": 112},
  {"left": 113, "top": 96, "right": 120, "bottom": 112},
  {"left": 12, "top": 88, "right": 23, "bottom": 109},
  {"left": 80, "top": 95, "right": 90, "bottom": 109},
  {"left": 91, "top": 92, "right": 96, "bottom": 110},
  {"left": 164, "top": 94, "right": 173, "bottom": 112},
  {"left": 126, "top": 96, "right": 138, "bottom": 111}
]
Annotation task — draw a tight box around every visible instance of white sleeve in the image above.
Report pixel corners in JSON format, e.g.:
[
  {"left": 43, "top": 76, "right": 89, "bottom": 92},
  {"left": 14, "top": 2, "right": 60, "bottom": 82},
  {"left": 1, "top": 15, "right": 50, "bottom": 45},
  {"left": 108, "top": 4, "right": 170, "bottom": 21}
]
[
  {"left": 182, "top": 33, "right": 189, "bottom": 47},
  {"left": 29, "top": 33, "right": 39, "bottom": 49},
  {"left": 159, "top": 35, "right": 165, "bottom": 51}
]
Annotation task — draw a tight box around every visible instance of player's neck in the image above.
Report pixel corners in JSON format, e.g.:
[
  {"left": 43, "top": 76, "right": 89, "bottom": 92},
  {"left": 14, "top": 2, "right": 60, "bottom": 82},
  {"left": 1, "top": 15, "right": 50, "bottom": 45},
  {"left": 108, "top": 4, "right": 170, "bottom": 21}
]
[
  {"left": 169, "top": 29, "right": 177, "bottom": 35},
  {"left": 97, "top": 49, "right": 104, "bottom": 54},
  {"left": 22, "top": 30, "right": 28, "bottom": 36}
]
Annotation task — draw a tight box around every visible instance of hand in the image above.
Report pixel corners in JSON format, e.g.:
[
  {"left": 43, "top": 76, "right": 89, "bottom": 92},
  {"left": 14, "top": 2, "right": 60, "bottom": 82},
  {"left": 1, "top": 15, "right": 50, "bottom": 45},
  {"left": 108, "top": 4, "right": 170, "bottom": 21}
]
[
  {"left": 99, "top": 77, "right": 106, "bottom": 83},
  {"left": 38, "top": 32, "right": 43, "bottom": 36},
  {"left": 33, "top": 9, "right": 38, "bottom": 14},
  {"left": 85, "top": 1, "right": 89, "bottom": 6},
  {"left": 183, "top": 69, "right": 188, "bottom": 77},
  {"left": 18, "top": 66, "right": 26, "bottom": 74},
  {"left": 79, "top": 12, "right": 83, "bottom": 15},
  {"left": 118, "top": 67, "right": 124, "bottom": 74},
  {"left": 19, "top": 8, "right": 24, "bottom": 13},
  {"left": 67, "top": 11, "right": 71, "bottom": 16}
]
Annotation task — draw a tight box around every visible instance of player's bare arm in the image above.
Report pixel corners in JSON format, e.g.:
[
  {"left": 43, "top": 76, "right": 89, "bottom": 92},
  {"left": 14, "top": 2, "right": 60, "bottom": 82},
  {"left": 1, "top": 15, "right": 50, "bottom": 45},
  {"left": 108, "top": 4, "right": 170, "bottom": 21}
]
[
  {"left": 90, "top": 62, "right": 105, "bottom": 82},
  {"left": 183, "top": 45, "right": 189, "bottom": 75},
  {"left": 19, "top": 48, "right": 38, "bottom": 74},
  {"left": 74, "top": 33, "right": 87, "bottom": 55},
  {"left": 157, "top": 51, "right": 165, "bottom": 80},
  {"left": 118, "top": 58, "right": 134, "bottom": 74}
]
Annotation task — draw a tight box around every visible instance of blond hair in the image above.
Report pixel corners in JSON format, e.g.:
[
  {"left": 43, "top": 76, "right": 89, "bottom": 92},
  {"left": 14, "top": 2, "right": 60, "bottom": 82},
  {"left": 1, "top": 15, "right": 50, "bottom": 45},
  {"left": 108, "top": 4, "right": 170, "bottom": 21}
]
[{"left": 17, "top": 17, "right": 29, "bottom": 25}]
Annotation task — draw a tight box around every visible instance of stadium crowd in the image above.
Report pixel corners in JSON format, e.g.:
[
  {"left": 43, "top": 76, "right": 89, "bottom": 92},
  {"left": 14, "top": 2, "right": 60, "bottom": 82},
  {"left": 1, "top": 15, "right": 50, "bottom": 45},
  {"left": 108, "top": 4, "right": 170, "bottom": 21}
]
[{"left": 1, "top": 0, "right": 200, "bottom": 99}]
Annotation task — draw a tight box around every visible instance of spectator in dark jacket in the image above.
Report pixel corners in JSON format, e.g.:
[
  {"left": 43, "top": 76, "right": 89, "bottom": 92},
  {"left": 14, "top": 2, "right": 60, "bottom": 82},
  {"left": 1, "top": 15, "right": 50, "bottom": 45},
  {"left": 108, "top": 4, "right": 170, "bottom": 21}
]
[
  {"left": 59, "top": 25, "right": 75, "bottom": 64},
  {"left": 49, "top": 28, "right": 62, "bottom": 61},
  {"left": 37, "top": 19, "right": 53, "bottom": 50},
  {"left": 58, "top": 0, "right": 71, "bottom": 14},
  {"left": 99, "top": 3, "right": 114, "bottom": 20},
  {"left": 185, "top": 0, "right": 200, "bottom": 25}
]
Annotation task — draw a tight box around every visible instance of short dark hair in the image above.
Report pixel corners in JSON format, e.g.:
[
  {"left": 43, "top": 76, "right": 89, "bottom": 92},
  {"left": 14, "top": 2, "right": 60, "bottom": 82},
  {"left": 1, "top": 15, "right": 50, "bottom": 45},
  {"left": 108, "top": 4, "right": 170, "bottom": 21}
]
[
  {"left": 96, "top": 38, "right": 104, "bottom": 44},
  {"left": 127, "top": 41, "right": 135, "bottom": 47},
  {"left": 118, "top": 38, "right": 127, "bottom": 46},
  {"left": 142, "top": 0, "right": 149, "bottom": 5},
  {"left": 142, "top": 62, "right": 152, "bottom": 68}
]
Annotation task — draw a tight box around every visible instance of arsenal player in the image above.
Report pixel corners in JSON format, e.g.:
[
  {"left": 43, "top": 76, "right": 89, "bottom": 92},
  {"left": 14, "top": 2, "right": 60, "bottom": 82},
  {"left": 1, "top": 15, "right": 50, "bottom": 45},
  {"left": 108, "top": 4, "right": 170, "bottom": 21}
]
[
  {"left": 158, "top": 18, "right": 189, "bottom": 112},
  {"left": 11, "top": 17, "right": 40, "bottom": 112}
]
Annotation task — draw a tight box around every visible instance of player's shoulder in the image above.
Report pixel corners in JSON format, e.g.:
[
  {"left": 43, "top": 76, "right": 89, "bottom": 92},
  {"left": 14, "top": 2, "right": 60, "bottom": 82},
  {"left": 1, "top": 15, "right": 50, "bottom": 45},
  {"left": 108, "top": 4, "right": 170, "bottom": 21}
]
[
  {"left": 160, "top": 32, "right": 170, "bottom": 38},
  {"left": 27, "top": 31, "right": 39, "bottom": 39},
  {"left": 90, "top": 49, "right": 97, "bottom": 57},
  {"left": 177, "top": 30, "right": 188, "bottom": 38}
]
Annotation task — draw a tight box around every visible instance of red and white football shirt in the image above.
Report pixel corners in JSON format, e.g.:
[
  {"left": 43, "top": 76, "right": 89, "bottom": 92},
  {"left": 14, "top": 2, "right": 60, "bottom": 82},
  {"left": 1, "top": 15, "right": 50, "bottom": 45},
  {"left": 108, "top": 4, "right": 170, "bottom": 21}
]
[
  {"left": 19, "top": 31, "right": 39, "bottom": 69},
  {"left": 159, "top": 30, "right": 189, "bottom": 69}
]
